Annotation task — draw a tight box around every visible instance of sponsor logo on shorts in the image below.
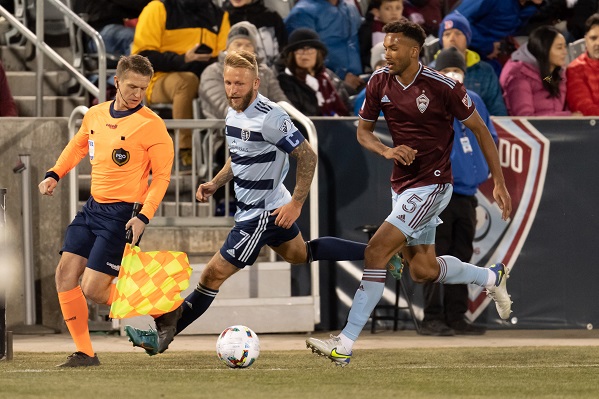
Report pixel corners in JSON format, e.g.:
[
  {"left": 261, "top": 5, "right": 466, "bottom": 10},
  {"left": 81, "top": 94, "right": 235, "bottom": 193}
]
[
  {"left": 106, "top": 262, "right": 120, "bottom": 271},
  {"left": 227, "top": 249, "right": 236, "bottom": 258}
]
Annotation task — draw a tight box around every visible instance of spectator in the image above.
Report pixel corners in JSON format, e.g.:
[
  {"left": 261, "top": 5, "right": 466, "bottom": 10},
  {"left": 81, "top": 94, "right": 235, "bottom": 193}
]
[
  {"left": 85, "top": 1, "right": 151, "bottom": 57},
  {"left": 354, "top": 42, "right": 387, "bottom": 115},
  {"left": 359, "top": 0, "right": 404, "bottom": 73},
  {"left": 436, "top": 11, "right": 507, "bottom": 115},
  {"left": 403, "top": 0, "right": 443, "bottom": 37},
  {"left": 199, "top": 21, "right": 289, "bottom": 119},
  {"left": 285, "top": 0, "right": 366, "bottom": 93},
  {"left": 420, "top": 47, "right": 498, "bottom": 337},
  {"left": 222, "top": 0, "right": 288, "bottom": 68},
  {"left": 0, "top": 61, "right": 18, "bottom": 117},
  {"left": 500, "top": 25, "right": 572, "bottom": 116},
  {"left": 132, "top": 0, "right": 230, "bottom": 166},
  {"left": 523, "top": 0, "right": 599, "bottom": 42},
  {"left": 455, "top": 0, "right": 544, "bottom": 67},
  {"left": 566, "top": 13, "right": 599, "bottom": 115},
  {"left": 278, "top": 28, "right": 351, "bottom": 116}
]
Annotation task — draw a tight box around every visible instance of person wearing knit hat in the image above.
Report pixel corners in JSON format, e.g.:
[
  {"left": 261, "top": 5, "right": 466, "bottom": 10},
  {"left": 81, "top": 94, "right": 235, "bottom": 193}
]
[
  {"left": 438, "top": 11, "right": 472, "bottom": 48},
  {"left": 369, "top": 41, "right": 387, "bottom": 71},
  {"left": 433, "top": 11, "right": 508, "bottom": 116},
  {"left": 226, "top": 22, "right": 258, "bottom": 50},
  {"left": 198, "top": 21, "right": 289, "bottom": 120},
  {"left": 283, "top": 28, "right": 328, "bottom": 58},
  {"left": 419, "top": 47, "right": 499, "bottom": 338}
]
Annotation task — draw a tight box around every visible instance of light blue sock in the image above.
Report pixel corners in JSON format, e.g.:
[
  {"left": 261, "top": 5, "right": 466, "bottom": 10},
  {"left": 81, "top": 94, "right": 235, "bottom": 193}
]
[
  {"left": 341, "top": 270, "right": 386, "bottom": 344},
  {"left": 436, "top": 255, "right": 492, "bottom": 287}
]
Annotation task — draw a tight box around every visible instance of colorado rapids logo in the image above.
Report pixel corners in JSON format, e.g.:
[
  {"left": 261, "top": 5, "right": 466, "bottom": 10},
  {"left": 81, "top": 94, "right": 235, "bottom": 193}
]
[
  {"left": 466, "top": 119, "right": 549, "bottom": 322},
  {"left": 416, "top": 93, "right": 429, "bottom": 113},
  {"left": 112, "top": 148, "right": 130, "bottom": 166}
]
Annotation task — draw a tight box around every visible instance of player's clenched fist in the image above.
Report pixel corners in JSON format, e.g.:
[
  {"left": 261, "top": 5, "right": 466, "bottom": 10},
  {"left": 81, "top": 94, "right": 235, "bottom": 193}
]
[{"left": 38, "top": 177, "right": 58, "bottom": 196}]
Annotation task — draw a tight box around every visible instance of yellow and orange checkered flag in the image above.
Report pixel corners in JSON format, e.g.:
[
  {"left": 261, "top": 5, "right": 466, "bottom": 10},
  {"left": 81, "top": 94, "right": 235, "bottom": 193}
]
[{"left": 109, "top": 245, "right": 193, "bottom": 319}]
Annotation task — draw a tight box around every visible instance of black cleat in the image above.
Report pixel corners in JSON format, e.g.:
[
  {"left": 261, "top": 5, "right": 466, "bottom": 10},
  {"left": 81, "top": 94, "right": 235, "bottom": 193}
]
[
  {"left": 156, "top": 305, "right": 183, "bottom": 353},
  {"left": 56, "top": 352, "right": 100, "bottom": 367}
]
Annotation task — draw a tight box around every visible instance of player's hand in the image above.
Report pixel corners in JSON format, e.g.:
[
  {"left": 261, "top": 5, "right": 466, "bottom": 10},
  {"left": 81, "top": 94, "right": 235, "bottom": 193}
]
[
  {"left": 38, "top": 177, "right": 58, "bottom": 196},
  {"left": 493, "top": 183, "right": 512, "bottom": 221},
  {"left": 185, "top": 45, "right": 212, "bottom": 63},
  {"left": 196, "top": 181, "right": 217, "bottom": 203},
  {"left": 383, "top": 145, "right": 418, "bottom": 166},
  {"left": 271, "top": 199, "right": 302, "bottom": 229},
  {"left": 125, "top": 216, "right": 146, "bottom": 246}
]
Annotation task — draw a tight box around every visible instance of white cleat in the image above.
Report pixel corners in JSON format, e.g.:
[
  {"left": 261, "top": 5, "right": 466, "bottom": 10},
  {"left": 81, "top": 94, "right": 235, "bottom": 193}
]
[
  {"left": 306, "top": 335, "right": 352, "bottom": 367},
  {"left": 486, "top": 263, "right": 513, "bottom": 320}
]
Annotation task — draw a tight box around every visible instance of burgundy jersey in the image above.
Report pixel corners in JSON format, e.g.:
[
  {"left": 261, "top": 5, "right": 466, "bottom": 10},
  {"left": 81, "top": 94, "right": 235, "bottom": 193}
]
[{"left": 359, "top": 64, "right": 476, "bottom": 194}]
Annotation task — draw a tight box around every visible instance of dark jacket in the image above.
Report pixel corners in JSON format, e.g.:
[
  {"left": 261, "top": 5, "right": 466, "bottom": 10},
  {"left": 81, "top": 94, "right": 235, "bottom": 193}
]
[{"left": 85, "top": 0, "right": 151, "bottom": 31}]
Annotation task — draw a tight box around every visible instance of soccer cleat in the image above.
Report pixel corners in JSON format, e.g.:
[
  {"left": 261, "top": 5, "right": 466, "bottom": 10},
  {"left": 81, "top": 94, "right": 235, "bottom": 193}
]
[
  {"left": 56, "top": 351, "right": 100, "bottom": 367},
  {"left": 485, "top": 263, "right": 513, "bottom": 320},
  {"left": 387, "top": 253, "right": 404, "bottom": 280},
  {"left": 156, "top": 305, "right": 183, "bottom": 353},
  {"left": 306, "top": 335, "right": 352, "bottom": 367},
  {"left": 125, "top": 325, "right": 159, "bottom": 356}
]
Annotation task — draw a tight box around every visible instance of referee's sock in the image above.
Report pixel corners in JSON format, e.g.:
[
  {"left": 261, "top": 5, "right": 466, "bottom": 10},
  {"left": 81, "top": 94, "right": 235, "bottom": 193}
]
[
  {"left": 306, "top": 237, "right": 366, "bottom": 263},
  {"left": 58, "top": 286, "right": 94, "bottom": 357},
  {"left": 175, "top": 283, "right": 218, "bottom": 334}
]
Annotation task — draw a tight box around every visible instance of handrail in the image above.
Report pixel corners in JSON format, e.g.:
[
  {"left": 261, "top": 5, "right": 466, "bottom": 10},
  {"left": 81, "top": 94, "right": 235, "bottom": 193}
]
[
  {"left": 277, "top": 101, "right": 321, "bottom": 325},
  {"left": 68, "top": 105, "right": 89, "bottom": 219},
  {"left": 0, "top": 1, "right": 106, "bottom": 116}
]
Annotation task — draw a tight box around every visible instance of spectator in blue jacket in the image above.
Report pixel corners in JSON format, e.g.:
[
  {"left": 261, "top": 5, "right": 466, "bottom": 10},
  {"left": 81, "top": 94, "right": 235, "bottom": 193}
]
[
  {"left": 419, "top": 47, "right": 498, "bottom": 337},
  {"left": 455, "top": 0, "right": 544, "bottom": 67},
  {"left": 435, "top": 11, "right": 507, "bottom": 116},
  {"left": 285, "top": 0, "right": 366, "bottom": 93}
]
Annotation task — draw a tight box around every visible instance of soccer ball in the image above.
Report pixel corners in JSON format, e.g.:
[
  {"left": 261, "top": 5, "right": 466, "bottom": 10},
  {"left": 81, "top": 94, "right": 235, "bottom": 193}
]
[{"left": 216, "top": 325, "right": 260, "bottom": 368}]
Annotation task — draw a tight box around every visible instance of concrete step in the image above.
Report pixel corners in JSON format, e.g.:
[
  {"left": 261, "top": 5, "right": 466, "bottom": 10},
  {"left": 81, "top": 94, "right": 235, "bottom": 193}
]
[
  {"left": 14, "top": 94, "right": 86, "bottom": 117},
  {"left": 6, "top": 70, "right": 72, "bottom": 96}
]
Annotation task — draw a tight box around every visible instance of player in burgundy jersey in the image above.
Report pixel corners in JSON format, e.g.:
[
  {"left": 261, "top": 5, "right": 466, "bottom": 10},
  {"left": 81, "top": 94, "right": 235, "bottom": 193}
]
[{"left": 306, "top": 20, "right": 512, "bottom": 366}]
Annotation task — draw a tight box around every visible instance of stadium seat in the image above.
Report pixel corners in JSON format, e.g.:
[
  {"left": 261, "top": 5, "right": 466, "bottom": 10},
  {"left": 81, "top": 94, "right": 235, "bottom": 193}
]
[
  {"left": 568, "top": 38, "right": 586, "bottom": 62},
  {"left": 263, "top": 0, "right": 294, "bottom": 19},
  {"left": 421, "top": 37, "right": 440, "bottom": 66}
]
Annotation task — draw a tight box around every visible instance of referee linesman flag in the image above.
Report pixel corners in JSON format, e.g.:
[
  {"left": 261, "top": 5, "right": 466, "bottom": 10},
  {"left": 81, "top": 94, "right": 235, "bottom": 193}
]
[{"left": 109, "top": 244, "right": 192, "bottom": 319}]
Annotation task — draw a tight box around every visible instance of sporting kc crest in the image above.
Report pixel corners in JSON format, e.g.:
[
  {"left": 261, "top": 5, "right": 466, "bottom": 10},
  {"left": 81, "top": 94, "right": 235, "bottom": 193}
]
[{"left": 241, "top": 129, "right": 251, "bottom": 141}]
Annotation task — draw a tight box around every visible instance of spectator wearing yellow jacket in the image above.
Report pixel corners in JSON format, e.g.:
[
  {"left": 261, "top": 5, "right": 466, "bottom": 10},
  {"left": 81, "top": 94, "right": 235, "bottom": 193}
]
[{"left": 132, "top": 0, "right": 230, "bottom": 165}]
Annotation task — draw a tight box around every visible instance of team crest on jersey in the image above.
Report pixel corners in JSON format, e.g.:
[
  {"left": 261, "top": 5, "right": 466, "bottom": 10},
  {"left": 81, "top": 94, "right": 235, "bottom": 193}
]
[
  {"left": 241, "top": 129, "right": 251, "bottom": 141},
  {"left": 279, "top": 118, "right": 294, "bottom": 133},
  {"left": 112, "top": 148, "right": 130, "bottom": 166},
  {"left": 416, "top": 93, "right": 429, "bottom": 113},
  {"left": 462, "top": 93, "right": 472, "bottom": 108}
]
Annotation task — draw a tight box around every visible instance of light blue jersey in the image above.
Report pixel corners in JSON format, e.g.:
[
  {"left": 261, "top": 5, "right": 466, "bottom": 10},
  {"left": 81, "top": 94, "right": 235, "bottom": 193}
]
[{"left": 225, "top": 93, "right": 305, "bottom": 222}]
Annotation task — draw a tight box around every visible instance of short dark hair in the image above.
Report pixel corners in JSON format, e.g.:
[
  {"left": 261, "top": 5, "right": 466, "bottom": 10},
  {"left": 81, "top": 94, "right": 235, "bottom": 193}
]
[
  {"left": 383, "top": 19, "right": 426, "bottom": 48},
  {"left": 116, "top": 54, "right": 153, "bottom": 80},
  {"left": 585, "top": 13, "right": 599, "bottom": 34}
]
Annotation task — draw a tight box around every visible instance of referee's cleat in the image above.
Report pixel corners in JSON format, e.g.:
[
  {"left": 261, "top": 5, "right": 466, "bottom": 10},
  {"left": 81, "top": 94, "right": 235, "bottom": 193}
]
[
  {"left": 387, "top": 253, "right": 404, "bottom": 280},
  {"left": 56, "top": 351, "right": 100, "bottom": 367},
  {"left": 486, "top": 263, "right": 513, "bottom": 320},
  {"left": 156, "top": 305, "right": 183, "bottom": 353},
  {"left": 125, "top": 325, "right": 159, "bottom": 356},
  {"left": 306, "top": 335, "right": 352, "bottom": 367}
]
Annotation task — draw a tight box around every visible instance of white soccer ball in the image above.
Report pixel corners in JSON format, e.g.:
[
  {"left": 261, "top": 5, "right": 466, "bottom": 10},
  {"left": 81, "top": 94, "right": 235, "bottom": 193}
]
[{"left": 216, "top": 325, "right": 260, "bottom": 368}]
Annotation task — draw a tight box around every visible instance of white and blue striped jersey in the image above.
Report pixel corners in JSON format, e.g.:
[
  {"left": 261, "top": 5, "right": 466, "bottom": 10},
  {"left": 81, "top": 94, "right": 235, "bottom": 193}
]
[{"left": 225, "top": 93, "right": 305, "bottom": 222}]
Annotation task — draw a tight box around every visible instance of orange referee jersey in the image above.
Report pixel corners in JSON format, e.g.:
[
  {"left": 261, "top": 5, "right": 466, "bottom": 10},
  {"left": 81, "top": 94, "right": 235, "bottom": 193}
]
[{"left": 49, "top": 101, "right": 173, "bottom": 220}]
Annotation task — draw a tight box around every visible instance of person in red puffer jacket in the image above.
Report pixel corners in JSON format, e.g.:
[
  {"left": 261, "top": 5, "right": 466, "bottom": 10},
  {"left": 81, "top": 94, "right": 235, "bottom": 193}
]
[{"left": 566, "top": 13, "right": 599, "bottom": 116}]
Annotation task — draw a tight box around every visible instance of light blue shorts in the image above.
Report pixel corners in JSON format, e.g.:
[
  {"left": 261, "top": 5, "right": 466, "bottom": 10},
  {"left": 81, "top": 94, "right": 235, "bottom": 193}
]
[{"left": 385, "top": 183, "right": 453, "bottom": 246}]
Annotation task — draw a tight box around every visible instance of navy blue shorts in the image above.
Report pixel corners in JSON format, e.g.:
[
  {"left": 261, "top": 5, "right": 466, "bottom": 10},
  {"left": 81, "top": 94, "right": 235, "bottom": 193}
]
[
  {"left": 61, "top": 197, "right": 134, "bottom": 277},
  {"left": 220, "top": 210, "right": 300, "bottom": 269}
]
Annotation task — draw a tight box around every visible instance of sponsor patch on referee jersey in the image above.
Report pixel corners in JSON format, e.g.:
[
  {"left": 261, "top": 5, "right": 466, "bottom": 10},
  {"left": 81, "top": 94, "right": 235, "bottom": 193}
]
[{"left": 112, "top": 148, "right": 130, "bottom": 166}]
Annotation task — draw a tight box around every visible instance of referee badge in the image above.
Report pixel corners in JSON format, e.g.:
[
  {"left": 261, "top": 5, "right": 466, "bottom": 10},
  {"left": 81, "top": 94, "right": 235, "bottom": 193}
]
[{"left": 112, "top": 148, "right": 130, "bottom": 166}]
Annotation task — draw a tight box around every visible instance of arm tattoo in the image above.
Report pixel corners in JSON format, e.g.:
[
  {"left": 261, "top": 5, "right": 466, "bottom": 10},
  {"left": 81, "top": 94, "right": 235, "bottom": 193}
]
[
  {"left": 212, "top": 157, "right": 234, "bottom": 189},
  {"left": 289, "top": 141, "right": 317, "bottom": 205}
]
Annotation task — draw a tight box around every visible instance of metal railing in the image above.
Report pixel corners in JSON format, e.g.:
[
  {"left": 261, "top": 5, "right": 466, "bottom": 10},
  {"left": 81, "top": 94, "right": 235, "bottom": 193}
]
[
  {"left": 0, "top": 0, "right": 107, "bottom": 116},
  {"left": 68, "top": 103, "right": 321, "bottom": 323}
]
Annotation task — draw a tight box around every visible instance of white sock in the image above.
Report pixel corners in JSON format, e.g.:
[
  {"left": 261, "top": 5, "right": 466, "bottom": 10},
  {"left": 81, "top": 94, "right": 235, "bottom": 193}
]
[{"left": 338, "top": 333, "right": 354, "bottom": 353}]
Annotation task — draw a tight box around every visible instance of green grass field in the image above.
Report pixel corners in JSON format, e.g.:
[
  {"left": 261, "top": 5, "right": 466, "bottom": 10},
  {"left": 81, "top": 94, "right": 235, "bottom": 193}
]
[{"left": 2, "top": 347, "right": 599, "bottom": 399}]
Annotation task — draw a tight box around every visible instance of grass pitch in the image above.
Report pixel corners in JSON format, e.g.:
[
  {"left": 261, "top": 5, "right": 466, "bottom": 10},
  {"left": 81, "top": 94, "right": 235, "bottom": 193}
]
[{"left": 2, "top": 347, "right": 599, "bottom": 399}]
